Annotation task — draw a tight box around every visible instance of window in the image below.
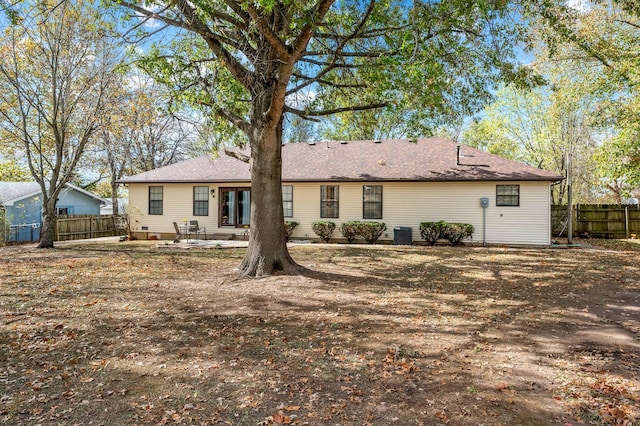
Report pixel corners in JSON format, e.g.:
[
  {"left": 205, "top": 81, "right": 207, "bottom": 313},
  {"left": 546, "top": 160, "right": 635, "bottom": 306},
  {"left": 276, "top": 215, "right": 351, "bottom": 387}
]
[
  {"left": 220, "top": 187, "right": 250, "bottom": 226},
  {"left": 363, "top": 185, "right": 383, "bottom": 219},
  {"left": 56, "top": 207, "right": 70, "bottom": 216},
  {"left": 321, "top": 185, "right": 339, "bottom": 218},
  {"left": 496, "top": 185, "right": 520, "bottom": 206},
  {"left": 193, "top": 186, "right": 209, "bottom": 216},
  {"left": 282, "top": 185, "right": 293, "bottom": 217},
  {"left": 149, "top": 186, "right": 163, "bottom": 215}
]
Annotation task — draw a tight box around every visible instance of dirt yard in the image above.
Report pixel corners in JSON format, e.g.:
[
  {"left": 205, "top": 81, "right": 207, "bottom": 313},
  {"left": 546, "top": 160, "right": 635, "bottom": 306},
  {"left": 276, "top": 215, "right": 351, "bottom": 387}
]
[{"left": 1, "top": 239, "right": 639, "bottom": 425}]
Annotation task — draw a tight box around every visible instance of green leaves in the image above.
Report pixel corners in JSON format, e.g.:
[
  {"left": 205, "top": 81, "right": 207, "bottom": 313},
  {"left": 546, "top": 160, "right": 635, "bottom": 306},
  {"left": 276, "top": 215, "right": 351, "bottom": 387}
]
[{"left": 118, "top": 0, "right": 536, "bottom": 142}]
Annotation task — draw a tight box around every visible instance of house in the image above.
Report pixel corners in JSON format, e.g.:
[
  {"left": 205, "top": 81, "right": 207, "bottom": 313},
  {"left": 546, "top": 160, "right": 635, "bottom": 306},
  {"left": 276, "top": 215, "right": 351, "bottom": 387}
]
[
  {"left": 119, "top": 138, "right": 563, "bottom": 245},
  {"left": 100, "top": 198, "right": 128, "bottom": 215},
  {"left": 0, "top": 182, "right": 107, "bottom": 242}
]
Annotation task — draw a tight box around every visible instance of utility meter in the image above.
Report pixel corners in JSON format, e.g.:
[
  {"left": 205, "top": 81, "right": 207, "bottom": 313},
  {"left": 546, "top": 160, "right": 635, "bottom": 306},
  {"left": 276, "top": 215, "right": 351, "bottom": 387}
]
[{"left": 480, "top": 197, "right": 489, "bottom": 208}]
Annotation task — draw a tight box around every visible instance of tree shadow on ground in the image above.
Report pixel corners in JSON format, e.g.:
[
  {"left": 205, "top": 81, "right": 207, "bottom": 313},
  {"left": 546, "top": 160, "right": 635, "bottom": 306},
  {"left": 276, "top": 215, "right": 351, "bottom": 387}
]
[{"left": 1, "top": 243, "right": 638, "bottom": 425}]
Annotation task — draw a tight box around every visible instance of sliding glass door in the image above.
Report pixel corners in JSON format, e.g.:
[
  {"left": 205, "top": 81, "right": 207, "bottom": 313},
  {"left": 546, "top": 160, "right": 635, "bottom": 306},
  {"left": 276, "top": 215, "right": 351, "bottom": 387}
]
[{"left": 220, "top": 187, "right": 251, "bottom": 227}]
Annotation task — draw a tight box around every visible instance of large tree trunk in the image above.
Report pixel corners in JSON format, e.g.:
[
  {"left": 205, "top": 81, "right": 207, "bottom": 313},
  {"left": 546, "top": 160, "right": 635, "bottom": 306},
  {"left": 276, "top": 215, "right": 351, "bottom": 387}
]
[
  {"left": 238, "top": 125, "right": 299, "bottom": 277},
  {"left": 38, "top": 197, "right": 57, "bottom": 248}
]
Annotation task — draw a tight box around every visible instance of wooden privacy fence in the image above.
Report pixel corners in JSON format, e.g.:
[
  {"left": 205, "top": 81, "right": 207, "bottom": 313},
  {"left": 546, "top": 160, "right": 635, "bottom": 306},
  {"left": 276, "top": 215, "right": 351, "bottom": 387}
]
[
  {"left": 55, "top": 215, "right": 126, "bottom": 241},
  {"left": 552, "top": 204, "right": 640, "bottom": 239}
]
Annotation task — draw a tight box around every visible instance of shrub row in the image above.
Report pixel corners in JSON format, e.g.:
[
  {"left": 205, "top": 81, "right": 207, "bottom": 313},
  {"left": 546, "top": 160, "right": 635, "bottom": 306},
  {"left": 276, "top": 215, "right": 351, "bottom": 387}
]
[
  {"left": 342, "top": 221, "right": 387, "bottom": 244},
  {"left": 311, "top": 221, "right": 336, "bottom": 243},
  {"left": 311, "top": 220, "right": 387, "bottom": 244},
  {"left": 419, "top": 221, "right": 474, "bottom": 246},
  {"left": 308, "top": 220, "right": 473, "bottom": 245}
]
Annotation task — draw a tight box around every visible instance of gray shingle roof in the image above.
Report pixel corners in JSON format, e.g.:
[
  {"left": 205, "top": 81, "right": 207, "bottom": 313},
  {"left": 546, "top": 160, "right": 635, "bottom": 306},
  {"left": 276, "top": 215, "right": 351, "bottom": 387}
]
[
  {"left": 0, "top": 182, "right": 107, "bottom": 205},
  {"left": 120, "top": 138, "right": 564, "bottom": 183},
  {"left": 0, "top": 182, "right": 41, "bottom": 204}
]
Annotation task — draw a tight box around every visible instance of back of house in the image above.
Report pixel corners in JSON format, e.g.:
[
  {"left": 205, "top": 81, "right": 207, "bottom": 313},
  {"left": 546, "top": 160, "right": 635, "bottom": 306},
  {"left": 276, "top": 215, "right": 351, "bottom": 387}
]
[{"left": 119, "top": 138, "right": 563, "bottom": 245}]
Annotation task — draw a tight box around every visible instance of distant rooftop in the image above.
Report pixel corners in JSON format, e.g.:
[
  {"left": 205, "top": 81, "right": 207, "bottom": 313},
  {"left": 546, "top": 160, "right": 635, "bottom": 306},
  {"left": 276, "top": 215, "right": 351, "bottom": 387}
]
[
  {"left": 0, "top": 182, "right": 41, "bottom": 205},
  {"left": 0, "top": 182, "right": 107, "bottom": 206}
]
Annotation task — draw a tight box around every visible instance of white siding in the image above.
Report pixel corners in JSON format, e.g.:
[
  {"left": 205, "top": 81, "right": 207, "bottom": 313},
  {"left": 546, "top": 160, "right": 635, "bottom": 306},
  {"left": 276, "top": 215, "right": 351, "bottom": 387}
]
[
  {"left": 127, "top": 180, "right": 553, "bottom": 245},
  {"left": 288, "top": 181, "right": 552, "bottom": 245},
  {"left": 129, "top": 183, "right": 227, "bottom": 235}
]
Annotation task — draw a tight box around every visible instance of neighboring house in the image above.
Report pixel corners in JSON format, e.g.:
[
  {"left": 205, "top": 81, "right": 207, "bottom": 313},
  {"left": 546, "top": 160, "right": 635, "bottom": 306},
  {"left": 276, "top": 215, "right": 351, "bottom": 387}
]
[
  {"left": 119, "top": 138, "right": 564, "bottom": 245},
  {"left": 0, "top": 182, "right": 107, "bottom": 242},
  {"left": 100, "top": 198, "right": 128, "bottom": 215}
]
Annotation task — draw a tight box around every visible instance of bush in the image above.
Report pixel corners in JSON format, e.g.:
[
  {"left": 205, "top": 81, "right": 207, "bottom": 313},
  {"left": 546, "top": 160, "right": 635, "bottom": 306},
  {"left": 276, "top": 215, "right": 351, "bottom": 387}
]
[
  {"left": 312, "top": 221, "right": 336, "bottom": 243},
  {"left": 357, "top": 221, "right": 386, "bottom": 244},
  {"left": 340, "top": 221, "right": 360, "bottom": 243},
  {"left": 420, "top": 221, "right": 473, "bottom": 246},
  {"left": 284, "top": 221, "right": 299, "bottom": 241},
  {"left": 419, "top": 221, "right": 448, "bottom": 245},
  {"left": 443, "top": 222, "right": 474, "bottom": 246}
]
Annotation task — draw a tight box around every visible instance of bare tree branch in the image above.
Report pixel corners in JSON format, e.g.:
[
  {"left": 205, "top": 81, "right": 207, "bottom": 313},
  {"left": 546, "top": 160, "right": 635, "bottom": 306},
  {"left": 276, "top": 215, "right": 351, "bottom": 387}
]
[
  {"left": 224, "top": 147, "right": 250, "bottom": 163},
  {"left": 246, "top": 2, "right": 291, "bottom": 61},
  {"left": 287, "top": 0, "right": 376, "bottom": 96},
  {"left": 285, "top": 101, "right": 390, "bottom": 118}
]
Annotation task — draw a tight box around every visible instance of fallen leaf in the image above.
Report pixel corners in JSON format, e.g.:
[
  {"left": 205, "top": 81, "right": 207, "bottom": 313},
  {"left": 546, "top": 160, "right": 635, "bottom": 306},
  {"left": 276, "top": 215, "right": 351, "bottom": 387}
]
[
  {"left": 497, "top": 383, "right": 509, "bottom": 391},
  {"left": 272, "top": 411, "right": 292, "bottom": 424}
]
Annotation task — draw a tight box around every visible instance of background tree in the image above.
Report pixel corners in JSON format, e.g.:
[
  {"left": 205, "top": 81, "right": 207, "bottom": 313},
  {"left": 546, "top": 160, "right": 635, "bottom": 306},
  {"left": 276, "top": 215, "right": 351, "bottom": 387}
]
[
  {"left": 523, "top": 0, "right": 640, "bottom": 202},
  {"left": 0, "top": 0, "right": 121, "bottom": 247},
  {"left": 462, "top": 78, "right": 599, "bottom": 204},
  {"left": 0, "top": 159, "right": 31, "bottom": 181},
  {"left": 118, "top": 0, "right": 535, "bottom": 276},
  {"left": 461, "top": 1, "right": 640, "bottom": 205},
  {"left": 91, "top": 71, "right": 197, "bottom": 215}
]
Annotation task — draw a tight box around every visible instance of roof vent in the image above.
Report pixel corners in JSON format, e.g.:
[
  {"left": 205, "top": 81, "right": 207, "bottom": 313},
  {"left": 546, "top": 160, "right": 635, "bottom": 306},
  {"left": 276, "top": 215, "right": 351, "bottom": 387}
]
[
  {"left": 373, "top": 140, "right": 381, "bottom": 144},
  {"left": 340, "top": 140, "right": 348, "bottom": 144},
  {"left": 308, "top": 141, "right": 316, "bottom": 145}
]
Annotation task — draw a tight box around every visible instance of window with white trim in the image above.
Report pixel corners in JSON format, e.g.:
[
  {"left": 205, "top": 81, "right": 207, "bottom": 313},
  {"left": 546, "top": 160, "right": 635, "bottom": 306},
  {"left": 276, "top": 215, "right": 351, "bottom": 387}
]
[
  {"left": 320, "top": 185, "right": 339, "bottom": 218},
  {"left": 193, "top": 186, "right": 209, "bottom": 216},
  {"left": 496, "top": 185, "right": 520, "bottom": 206},
  {"left": 363, "top": 185, "right": 382, "bottom": 219},
  {"left": 149, "top": 186, "right": 163, "bottom": 215}
]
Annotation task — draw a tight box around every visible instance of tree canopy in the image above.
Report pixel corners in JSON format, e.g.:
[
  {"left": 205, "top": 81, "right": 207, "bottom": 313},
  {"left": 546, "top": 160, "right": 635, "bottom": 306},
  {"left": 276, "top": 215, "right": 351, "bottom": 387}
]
[
  {"left": 0, "top": 0, "right": 121, "bottom": 247},
  {"left": 115, "top": 0, "right": 539, "bottom": 275},
  {"left": 463, "top": 0, "right": 640, "bottom": 204}
]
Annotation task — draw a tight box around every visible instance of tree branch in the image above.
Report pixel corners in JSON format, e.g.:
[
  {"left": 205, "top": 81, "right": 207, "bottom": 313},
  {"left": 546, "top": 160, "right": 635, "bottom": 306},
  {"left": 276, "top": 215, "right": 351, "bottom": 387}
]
[
  {"left": 223, "top": 0, "right": 250, "bottom": 26},
  {"left": 288, "top": 0, "right": 376, "bottom": 96},
  {"left": 298, "top": 57, "right": 367, "bottom": 67},
  {"left": 189, "top": 94, "right": 251, "bottom": 136},
  {"left": 303, "top": 50, "right": 388, "bottom": 58},
  {"left": 246, "top": 2, "right": 291, "bottom": 61},
  {"left": 291, "top": 0, "right": 336, "bottom": 58},
  {"left": 116, "top": 0, "right": 256, "bottom": 91},
  {"left": 224, "top": 147, "right": 250, "bottom": 163},
  {"left": 291, "top": 72, "right": 367, "bottom": 89},
  {"left": 614, "top": 18, "right": 640, "bottom": 30},
  {"left": 285, "top": 101, "right": 389, "bottom": 118}
]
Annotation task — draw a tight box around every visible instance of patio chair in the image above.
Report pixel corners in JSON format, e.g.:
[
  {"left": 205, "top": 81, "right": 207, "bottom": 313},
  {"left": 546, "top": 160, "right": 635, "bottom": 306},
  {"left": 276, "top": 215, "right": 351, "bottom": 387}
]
[
  {"left": 189, "top": 220, "right": 206, "bottom": 240},
  {"left": 173, "top": 221, "right": 187, "bottom": 242}
]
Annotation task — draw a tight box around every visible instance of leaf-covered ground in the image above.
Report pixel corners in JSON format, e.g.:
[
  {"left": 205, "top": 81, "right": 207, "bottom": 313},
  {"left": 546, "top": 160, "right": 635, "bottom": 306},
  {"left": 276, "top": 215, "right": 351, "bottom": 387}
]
[{"left": 0, "top": 239, "right": 639, "bottom": 425}]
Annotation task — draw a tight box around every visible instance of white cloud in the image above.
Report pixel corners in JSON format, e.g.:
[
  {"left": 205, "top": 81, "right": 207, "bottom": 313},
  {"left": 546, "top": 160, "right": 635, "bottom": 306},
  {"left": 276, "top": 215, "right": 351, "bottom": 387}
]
[{"left": 286, "top": 89, "right": 317, "bottom": 110}]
